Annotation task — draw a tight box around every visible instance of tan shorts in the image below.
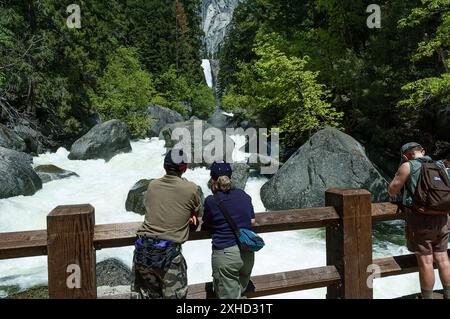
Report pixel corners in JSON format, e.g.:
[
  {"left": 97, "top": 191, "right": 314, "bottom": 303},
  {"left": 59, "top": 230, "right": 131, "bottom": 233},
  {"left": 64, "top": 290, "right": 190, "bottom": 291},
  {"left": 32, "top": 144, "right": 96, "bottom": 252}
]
[{"left": 405, "top": 208, "right": 450, "bottom": 256}]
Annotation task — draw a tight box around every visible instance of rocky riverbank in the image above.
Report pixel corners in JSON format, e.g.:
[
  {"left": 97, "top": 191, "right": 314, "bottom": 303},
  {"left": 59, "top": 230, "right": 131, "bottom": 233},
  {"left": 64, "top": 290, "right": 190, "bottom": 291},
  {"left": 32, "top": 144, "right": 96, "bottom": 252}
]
[{"left": 2, "top": 258, "right": 133, "bottom": 299}]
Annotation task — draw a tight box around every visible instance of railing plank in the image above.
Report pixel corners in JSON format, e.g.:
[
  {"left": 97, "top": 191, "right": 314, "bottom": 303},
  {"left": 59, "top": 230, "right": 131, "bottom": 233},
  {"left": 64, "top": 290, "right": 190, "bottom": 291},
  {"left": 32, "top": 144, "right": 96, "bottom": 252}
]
[
  {"left": 187, "top": 266, "right": 341, "bottom": 299},
  {"left": 371, "top": 202, "right": 404, "bottom": 222},
  {"left": 0, "top": 203, "right": 409, "bottom": 260},
  {"left": 93, "top": 207, "right": 340, "bottom": 250},
  {"left": 0, "top": 230, "right": 47, "bottom": 260},
  {"left": 375, "top": 249, "right": 450, "bottom": 278}
]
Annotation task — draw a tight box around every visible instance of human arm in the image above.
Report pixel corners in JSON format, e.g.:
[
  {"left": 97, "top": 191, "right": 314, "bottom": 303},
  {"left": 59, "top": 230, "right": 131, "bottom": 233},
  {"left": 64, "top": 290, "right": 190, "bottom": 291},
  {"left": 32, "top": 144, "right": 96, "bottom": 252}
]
[
  {"left": 188, "top": 186, "right": 204, "bottom": 227},
  {"left": 200, "top": 199, "right": 213, "bottom": 231},
  {"left": 248, "top": 195, "right": 256, "bottom": 226},
  {"left": 388, "top": 162, "right": 411, "bottom": 197}
]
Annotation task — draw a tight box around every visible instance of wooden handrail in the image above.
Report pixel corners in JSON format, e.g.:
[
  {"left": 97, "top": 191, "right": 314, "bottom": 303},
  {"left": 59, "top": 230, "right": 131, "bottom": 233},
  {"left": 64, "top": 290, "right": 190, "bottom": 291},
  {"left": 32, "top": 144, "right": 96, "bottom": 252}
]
[
  {"left": 187, "top": 266, "right": 342, "bottom": 299},
  {"left": 0, "top": 196, "right": 418, "bottom": 299},
  {"left": 184, "top": 251, "right": 450, "bottom": 299},
  {"left": 94, "top": 206, "right": 341, "bottom": 249},
  {"left": 0, "top": 203, "right": 400, "bottom": 260}
]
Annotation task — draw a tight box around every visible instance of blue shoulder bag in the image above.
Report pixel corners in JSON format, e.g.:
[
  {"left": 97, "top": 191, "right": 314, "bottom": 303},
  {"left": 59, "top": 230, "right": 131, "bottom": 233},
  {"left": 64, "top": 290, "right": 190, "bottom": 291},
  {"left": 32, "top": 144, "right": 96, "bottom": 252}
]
[{"left": 213, "top": 193, "right": 265, "bottom": 252}]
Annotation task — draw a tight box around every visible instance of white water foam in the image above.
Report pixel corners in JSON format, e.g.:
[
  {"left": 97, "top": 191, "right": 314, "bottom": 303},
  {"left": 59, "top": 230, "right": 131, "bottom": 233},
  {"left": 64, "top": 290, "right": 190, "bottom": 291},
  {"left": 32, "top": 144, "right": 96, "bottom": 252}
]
[
  {"left": 201, "top": 59, "right": 213, "bottom": 88},
  {"left": 0, "top": 138, "right": 432, "bottom": 298}
]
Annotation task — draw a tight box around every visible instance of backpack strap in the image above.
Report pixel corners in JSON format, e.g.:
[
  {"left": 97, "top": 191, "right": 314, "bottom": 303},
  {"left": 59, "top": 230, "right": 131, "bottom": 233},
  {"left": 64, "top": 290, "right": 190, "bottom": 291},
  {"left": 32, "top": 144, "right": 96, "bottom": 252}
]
[{"left": 213, "top": 193, "right": 241, "bottom": 238}]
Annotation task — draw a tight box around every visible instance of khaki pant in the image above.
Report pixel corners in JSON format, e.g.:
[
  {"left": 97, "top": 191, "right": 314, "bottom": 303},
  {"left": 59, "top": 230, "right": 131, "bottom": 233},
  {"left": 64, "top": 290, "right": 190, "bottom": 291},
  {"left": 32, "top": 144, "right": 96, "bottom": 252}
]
[{"left": 211, "top": 245, "right": 254, "bottom": 299}]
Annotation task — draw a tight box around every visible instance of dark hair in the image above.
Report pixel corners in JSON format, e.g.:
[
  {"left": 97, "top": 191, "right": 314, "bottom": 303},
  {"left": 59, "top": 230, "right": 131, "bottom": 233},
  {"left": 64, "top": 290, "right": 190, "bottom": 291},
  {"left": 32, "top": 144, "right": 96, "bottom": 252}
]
[{"left": 164, "top": 149, "right": 188, "bottom": 176}]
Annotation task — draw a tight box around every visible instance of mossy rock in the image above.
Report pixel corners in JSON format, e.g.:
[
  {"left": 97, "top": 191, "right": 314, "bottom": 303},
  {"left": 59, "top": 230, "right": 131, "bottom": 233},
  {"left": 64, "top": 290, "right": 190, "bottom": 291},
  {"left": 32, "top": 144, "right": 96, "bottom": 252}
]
[
  {"left": 34, "top": 165, "right": 79, "bottom": 183},
  {"left": 5, "top": 285, "right": 49, "bottom": 299},
  {"left": 125, "top": 178, "right": 205, "bottom": 215}
]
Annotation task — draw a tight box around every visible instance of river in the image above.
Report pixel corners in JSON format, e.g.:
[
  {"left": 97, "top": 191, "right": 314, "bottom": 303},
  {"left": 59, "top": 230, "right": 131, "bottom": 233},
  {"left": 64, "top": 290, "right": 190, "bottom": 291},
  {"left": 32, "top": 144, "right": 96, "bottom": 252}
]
[{"left": 0, "top": 138, "right": 441, "bottom": 299}]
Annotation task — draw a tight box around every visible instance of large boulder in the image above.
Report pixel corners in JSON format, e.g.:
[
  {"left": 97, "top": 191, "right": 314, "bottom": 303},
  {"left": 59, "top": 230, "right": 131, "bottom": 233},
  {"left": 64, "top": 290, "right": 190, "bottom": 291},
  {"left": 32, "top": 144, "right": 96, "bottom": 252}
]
[
  {"left": 125, "top": 179, "right": 154, "bottom": 215},
  {"left": 159, "top": 119, "right": 235, "bottom": 167},
  {"left": 68, "top": 120, "right": 132, "bottom": 161},
  {"left": 0, "top": 124, "right": 26, "bottom": 152},
  {"left": 6, "top": 258, "right": 133, "bottom": 299},
  {"left": 34, "top": 165, "right": 79, "bottom": 184},
  {"left": 247, "top": 153, "right": 283, "bottom": 176},
  {"left": 96, "top": 258, "right": 132, "bottom": 287},
  {"left": 13, "top": 124, "right": 46, "bottom": 155},
  {"left": 0, "top": 147, "right": 42, "bottom": 199},
  {"left": 230, "top": 163, "right": 250, "bottom": 190},
  {"left": 125, "top": 178, "right": 205, "bottom": 215},
  {"left": 147, "top": 104, "right": 185, "bottom": 137},
  {"left": 207, "top": 110, "right": 234, "bottom": 130},
  {"left": 0, "top": 146, "right": 33, "bottom": 164},
  {"left": 260, "top": 127, "right": 389, "bottom": 210}
]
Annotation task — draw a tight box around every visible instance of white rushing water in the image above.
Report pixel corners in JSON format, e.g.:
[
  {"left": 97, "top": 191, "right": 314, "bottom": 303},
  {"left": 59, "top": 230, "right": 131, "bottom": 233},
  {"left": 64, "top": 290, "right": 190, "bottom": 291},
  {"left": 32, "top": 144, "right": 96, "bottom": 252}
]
[
  {"left": 201, "top": 59, "right": 214, "bottom": 88},
  {"left": 0, "top": 138, "right": 441, "bottom": 299}
]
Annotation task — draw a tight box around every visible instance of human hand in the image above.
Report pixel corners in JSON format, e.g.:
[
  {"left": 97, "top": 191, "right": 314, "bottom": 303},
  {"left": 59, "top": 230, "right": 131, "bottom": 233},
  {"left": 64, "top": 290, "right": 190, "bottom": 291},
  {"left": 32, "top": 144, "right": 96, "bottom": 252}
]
[{"left": 189, "top": 215, "right": 198, "bottom": 226}]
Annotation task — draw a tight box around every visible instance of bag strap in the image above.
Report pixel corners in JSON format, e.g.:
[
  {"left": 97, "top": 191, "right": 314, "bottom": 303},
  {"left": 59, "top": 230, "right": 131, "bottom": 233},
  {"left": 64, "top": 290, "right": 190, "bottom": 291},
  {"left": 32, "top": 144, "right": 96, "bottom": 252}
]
[{"left": 213, "top": 193, "right": 241, "bottom": 238}]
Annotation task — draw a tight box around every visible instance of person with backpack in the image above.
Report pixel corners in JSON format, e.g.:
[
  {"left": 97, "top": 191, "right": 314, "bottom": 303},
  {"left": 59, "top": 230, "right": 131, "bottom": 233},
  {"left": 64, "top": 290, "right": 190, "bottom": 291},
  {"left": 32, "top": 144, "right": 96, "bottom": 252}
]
[
  {"left": 132, "top": 150, "right": 203, "bottom": 299},
  {"left": 388, "top": 142, "right": 450, "bottom": 299},
  {"left": 201, "top": 162, "right": 259, "bottom": 299}
]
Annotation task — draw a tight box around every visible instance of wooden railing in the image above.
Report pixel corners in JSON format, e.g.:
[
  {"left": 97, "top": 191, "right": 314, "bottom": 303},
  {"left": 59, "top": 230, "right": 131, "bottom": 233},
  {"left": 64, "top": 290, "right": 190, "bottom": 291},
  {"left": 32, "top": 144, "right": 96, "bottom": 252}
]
[{"left": 0, "top": 188, "right": 446, "bottom": 299}]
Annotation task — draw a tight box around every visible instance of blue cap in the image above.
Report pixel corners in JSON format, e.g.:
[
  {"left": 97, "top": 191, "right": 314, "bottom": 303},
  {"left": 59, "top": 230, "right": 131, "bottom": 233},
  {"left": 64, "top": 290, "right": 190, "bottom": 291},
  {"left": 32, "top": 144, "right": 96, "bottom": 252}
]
[{"left": 210, "top": 162, "right": 232, "bottom": 180}]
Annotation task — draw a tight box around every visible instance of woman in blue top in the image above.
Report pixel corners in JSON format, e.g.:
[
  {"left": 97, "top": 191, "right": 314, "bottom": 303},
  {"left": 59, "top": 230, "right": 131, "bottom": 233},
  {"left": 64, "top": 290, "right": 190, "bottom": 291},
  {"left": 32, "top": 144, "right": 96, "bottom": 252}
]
[{"left": 202, "top": 162, "right": 256, "bottom": 299}]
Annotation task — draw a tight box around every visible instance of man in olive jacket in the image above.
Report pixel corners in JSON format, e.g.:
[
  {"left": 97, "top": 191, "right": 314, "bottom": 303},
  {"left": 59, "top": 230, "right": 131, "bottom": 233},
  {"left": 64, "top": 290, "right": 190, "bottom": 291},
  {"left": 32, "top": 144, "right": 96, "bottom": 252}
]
[{"left": 132, "top": 150, "right": 203, "bottom": 299}]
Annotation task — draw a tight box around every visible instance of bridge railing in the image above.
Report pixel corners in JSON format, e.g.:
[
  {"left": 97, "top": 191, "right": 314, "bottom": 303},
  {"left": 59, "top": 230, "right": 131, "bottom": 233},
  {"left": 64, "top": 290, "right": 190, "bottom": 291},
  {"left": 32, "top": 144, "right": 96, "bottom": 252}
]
[{"left": 0, "top": 188, "right": 444, "bottom": 299}]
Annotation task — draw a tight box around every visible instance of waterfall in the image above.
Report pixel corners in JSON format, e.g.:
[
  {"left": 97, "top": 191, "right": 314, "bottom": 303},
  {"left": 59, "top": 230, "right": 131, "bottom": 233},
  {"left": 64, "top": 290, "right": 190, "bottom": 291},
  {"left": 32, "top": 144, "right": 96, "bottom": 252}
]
[{"left": 201, "top": 59, "right": 214, "bottom": 88}]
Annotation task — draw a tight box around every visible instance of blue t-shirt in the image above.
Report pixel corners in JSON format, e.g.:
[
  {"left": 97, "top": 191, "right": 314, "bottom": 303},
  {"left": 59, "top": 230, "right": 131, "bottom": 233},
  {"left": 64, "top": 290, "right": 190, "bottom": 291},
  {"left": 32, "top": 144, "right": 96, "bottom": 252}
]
[{"left": 203, "top": 189, "right": 255, "bottom": 250}]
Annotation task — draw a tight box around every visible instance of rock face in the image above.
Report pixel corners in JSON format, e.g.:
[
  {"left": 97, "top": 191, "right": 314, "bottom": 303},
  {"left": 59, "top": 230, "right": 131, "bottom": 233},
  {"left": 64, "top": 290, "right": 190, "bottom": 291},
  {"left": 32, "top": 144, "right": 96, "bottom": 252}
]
[
  {"left": 126, "top": 178, "right": 205, "bottom": 215},
  {"left": 230, "top": 163, "right": 249, "bottom": 190},
  {"left": 0, "top": 123, "right": 26, "bottom": 152},
  {"left": 0, "top": 147, "right": 42, "bottom": 199},
  {"left": 147, "top": 104, "right": 185, "bottom": 137},
  {"left": 34, "top": 165, "right": 79, "bottom": 184},
  {"left": 159, "top": 119, "right": 235, "bottom": 167},
  {"left": 5, "top": 258, "right": 132, "bottom": 298},
  {"left": 201, "top": 0, "right": 243, "bottom": 55},
  {"left": 260, "top": 127, "right": 389, "bottom": 210},
  {"left": 68, "top": 120, "right": 132, "bottom": 161},
  {"left": 247, "top": 153, "right": 283, "bottom": 176},
  {"left": 96, "top": 258, "right": 132, "bottom": 287},
  {"left": 13, "top": 124, "right": 45, "bottom": 155},
  {"left": 125, "top": 179, "right": 154, "bottom": 215},
  {"left": 207, "top": 110, "right": 234, "bottom": 130}
]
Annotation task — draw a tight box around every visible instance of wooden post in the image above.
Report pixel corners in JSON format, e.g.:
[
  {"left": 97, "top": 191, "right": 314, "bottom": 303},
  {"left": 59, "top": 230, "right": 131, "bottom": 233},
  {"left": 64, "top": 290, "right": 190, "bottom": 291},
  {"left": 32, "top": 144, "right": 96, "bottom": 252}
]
[
  {"left": 325, "top": 189, "right": 373, "bottom": 299},
  {"left": 47, "top": 205, "right": 96, "bottom": 299}
]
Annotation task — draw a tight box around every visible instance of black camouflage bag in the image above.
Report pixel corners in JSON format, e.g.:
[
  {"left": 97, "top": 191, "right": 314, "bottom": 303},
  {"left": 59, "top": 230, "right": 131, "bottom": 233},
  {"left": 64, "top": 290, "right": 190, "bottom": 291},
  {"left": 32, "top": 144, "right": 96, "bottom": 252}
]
[{"left": 133, "top": 237, "right": 181, "bottom": 269}]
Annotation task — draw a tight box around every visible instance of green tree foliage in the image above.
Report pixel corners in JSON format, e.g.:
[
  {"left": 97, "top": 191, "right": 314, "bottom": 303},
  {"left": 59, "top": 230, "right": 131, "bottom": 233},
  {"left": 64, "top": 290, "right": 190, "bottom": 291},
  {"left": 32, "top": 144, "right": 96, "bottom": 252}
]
[
  {"left": 219, "top": 0, "right": 449, "bottom": 168},
  {"left": 152, "top": 66, "right": 215, "bottom": 118},
  {"left": 0, "top": 0, "right": 208, "bottom": 144},
  {"left": 89, "top": 47, "right": 155, "bottom": 138},
  {"left": 223, "top": 32, "right": 343, "bottom": 145},
  {"left": 397, "top": 0, "right": 449, "bottom": 111},
  {"left": 191, "top": 84, "right": 216, "bottom": 118}
]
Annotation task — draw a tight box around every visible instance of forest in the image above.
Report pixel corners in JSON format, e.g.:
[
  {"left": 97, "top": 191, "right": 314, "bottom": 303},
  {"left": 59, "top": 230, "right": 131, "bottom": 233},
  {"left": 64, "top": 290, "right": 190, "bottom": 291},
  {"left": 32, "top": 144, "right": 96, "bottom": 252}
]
[
  {"left": 0, "top": 0, "right": 215, "bottom": 141},
  {"left": 219, "top": 0, "right": 449, "bottom": 173},
  {"left": 1, "top": 0, "right": 449, "bottom": 174}
]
